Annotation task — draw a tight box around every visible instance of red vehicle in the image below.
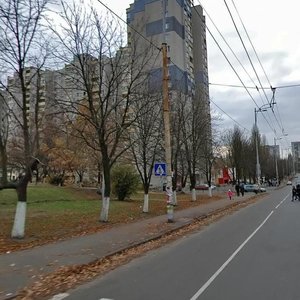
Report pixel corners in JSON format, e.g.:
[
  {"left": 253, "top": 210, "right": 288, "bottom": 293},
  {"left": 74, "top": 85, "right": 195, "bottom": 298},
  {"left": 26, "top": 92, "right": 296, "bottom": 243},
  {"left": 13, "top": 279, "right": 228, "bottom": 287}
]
[
  {"left": 195, "top": 184, "right": 216, "bottom": 190},
  {"left": 195, "top": 184, "right": 209, "bottom": 190}
]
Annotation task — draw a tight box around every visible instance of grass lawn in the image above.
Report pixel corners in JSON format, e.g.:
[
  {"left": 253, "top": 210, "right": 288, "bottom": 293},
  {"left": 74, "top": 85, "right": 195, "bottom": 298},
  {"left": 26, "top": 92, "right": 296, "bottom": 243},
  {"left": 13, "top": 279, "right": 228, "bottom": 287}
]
[{"left": 0, "top": 184, "right": 224, "bottom": 253}]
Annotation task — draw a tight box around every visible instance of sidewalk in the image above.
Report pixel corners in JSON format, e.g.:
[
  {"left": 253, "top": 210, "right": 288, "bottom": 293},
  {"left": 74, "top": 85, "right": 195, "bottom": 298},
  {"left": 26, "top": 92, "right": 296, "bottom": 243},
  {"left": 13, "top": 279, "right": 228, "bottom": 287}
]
[{"left": 0, "top": 192, "right": 261, "bottom": 299}]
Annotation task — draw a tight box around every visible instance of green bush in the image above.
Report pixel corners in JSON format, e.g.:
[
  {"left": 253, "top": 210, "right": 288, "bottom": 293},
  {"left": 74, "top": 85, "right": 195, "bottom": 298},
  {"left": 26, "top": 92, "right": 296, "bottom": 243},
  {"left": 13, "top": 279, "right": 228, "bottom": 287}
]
[
  {"left": 111, "top": 165, "right": 140, "bottom": 201},
  {"left": 49, "top": 175, "right": 65, "bottom": 186}
]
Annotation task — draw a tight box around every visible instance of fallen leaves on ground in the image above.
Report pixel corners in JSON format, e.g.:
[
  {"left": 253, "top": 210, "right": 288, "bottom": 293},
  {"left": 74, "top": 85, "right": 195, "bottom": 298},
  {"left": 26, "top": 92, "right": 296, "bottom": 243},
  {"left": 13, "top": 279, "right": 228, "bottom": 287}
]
[
  {"left": 17, "top": 195, "right": 263, "bottom": 300},
  {"left": 0, "top": 192, "right": 223, "bottom": 254}
]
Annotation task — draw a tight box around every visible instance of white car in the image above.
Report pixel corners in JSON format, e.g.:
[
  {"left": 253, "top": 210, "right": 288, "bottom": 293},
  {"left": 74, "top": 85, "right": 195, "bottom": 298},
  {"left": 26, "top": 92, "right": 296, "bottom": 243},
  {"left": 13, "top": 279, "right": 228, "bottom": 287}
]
[{"left": 287, "top": 181, "right": 292, "bottom": 185}]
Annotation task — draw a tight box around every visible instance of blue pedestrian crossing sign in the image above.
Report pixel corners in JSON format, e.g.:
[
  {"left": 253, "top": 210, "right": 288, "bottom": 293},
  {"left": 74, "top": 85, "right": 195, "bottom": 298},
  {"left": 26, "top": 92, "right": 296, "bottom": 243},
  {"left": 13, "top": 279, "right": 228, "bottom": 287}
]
[{"left": 154, "top": 162, "right": 166, "bottom": 176}]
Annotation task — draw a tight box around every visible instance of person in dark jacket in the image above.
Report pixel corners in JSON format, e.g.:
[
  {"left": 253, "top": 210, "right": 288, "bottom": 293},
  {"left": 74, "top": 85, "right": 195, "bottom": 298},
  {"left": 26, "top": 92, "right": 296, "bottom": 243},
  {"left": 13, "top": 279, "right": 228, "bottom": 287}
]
[
  {"left": 296, "top": 184, "right": 300, "bottom": 201},
  {"left": 240, "top": 183, "right": 245, "bottom": 196},
  {"left": 235, "top": 183, "right": 240, "bottom": 196},
  {"left": 292, "top": 186, "right": 296, "bottom": 201}
]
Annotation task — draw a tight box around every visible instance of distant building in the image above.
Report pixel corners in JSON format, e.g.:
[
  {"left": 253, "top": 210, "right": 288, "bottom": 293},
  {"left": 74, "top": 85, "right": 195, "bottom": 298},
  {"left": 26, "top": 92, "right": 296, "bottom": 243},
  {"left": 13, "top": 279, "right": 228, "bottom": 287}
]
[
  {"left": 291, "top": 142, "right": 300, "bottom": 173},
  {"left": 266, "top": 144, "right": 280, "bottom": 158},
  {"left": 126, "top": 0, "right": 209, "bottom": 107}
]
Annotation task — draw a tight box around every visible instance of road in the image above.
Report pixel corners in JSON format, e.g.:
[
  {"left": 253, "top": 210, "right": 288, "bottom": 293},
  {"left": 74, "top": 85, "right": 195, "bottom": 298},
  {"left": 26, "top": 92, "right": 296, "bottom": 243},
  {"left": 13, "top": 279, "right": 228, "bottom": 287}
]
[{"left": 57, "top": 185, "right": 299, "bottom": 300}]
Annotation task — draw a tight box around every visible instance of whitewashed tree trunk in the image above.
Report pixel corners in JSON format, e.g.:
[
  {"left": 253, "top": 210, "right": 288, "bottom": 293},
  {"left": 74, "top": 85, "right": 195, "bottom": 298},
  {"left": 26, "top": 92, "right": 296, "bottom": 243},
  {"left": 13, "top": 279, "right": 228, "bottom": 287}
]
[
  {"left": 172, "top": 190, "right": 177, "bottom": 205},
  {"left": 11, "top": 201, "right": 27, "bottom": 239},
  {"left": 191, "top": 188, "right": 197, "bottom": 201},
  {"left": 208, "top": 187, "right": 212, "bottom": 197},
  {"left": 143, "top": 193, "right": 149, "bottom": 213},
  {"left": 100, "top": 196, "right": 110, "bottom": 222}
]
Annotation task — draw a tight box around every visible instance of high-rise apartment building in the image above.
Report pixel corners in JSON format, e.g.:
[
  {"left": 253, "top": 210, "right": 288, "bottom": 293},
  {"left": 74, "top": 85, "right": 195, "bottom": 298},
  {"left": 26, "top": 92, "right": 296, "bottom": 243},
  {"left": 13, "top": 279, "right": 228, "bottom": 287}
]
[
  {"left": 126, "top": 0, "right": 209, "bottom": 106},
  {"left": 266, "top": 144, "right": 280, "bottom": 158}
]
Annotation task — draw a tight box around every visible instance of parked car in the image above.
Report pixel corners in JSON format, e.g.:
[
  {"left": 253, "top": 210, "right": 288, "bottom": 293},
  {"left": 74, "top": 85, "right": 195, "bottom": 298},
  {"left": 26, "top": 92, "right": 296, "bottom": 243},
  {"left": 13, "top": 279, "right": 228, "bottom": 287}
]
[
  {"left": 195, "top": 184, "right": 216, "bottom": 190},
  {"left": 243, "top": 184, "right": 266, "bottom": 193},
  {"left": 287, "top": 180, "right": 292, "bottom": 185},
  {"left": 259, "top": 186, "right": 267, "bottom": 192}
]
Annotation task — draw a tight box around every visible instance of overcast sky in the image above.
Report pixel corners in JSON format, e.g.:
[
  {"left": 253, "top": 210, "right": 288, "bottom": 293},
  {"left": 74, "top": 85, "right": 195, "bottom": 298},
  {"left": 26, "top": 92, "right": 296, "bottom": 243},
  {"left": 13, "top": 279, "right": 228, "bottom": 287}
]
[{"left": 96, "top": 0, "right": 300, "bottom": 155}]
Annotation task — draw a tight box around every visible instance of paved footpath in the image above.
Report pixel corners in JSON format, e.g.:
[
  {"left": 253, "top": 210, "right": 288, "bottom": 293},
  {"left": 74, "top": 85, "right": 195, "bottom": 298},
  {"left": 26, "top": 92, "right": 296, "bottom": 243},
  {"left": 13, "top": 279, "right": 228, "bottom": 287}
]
[{"left": 0, "top": 192, "right": 264, "bottom": 300}]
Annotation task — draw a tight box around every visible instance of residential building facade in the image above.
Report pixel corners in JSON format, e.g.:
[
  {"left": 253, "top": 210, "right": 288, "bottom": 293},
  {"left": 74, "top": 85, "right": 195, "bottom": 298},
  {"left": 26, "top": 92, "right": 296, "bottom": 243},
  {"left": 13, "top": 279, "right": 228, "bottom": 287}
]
[
  {"left": 291, "top": 142, "right": 300, "bottom": 173},
  {"left": 127, "top": 0, "right": 211, "bottom": 188},
  {"left": 127, "top": 0, "right": 209, "bottom": 104}
]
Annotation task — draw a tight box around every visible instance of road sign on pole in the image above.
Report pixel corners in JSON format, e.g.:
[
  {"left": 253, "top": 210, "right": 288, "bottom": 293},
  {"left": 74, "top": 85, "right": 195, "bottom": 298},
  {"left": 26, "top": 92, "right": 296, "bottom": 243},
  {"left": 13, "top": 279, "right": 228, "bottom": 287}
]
[{"left": 154, "top": 162, "right": 166, "bottom": 176}]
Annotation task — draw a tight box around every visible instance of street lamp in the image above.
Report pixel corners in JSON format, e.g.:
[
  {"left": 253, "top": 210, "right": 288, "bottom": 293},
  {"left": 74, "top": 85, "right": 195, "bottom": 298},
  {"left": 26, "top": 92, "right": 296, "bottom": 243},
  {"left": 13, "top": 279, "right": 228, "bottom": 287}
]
[
  {"left": 274, "top": 134, "right": 288, "bottom": 186},
  {"left": 254, "top": 105, "right": 269, "bottom": 185},
  {"left": 274, "top": 137, "right": 281, "bottom": 186}
]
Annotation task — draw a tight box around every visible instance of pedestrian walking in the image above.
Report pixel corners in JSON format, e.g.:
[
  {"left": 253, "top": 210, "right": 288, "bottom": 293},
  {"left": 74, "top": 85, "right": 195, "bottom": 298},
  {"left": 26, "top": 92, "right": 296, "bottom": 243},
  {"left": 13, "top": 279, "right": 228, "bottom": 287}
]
[
  {"left": 292, "top": 186, "right": 296, "bottom": 201},
  {"left": 235, "top": 183, "right": 240, "bottom": 196},
  {"left": 227, "top": 189, "right": 234, "bottom": 200},
  {"left": 240, "top": 183, "right": 245, "bottom": 196}
]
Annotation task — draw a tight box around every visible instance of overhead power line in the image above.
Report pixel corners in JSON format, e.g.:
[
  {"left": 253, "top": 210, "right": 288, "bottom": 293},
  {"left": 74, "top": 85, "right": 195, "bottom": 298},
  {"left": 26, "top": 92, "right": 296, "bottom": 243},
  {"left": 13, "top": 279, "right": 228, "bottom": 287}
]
[
  {"left": 210, "top": 98, "right": 250, "bottom": 133},
  {"left": 223, "top": 0, "right": 271, "bottom": 107},
  {"left": 209, "top": 82, "right": 300, "bottom": 89},
  {"left": 230, "top": 0, "right": 272, "bottom": 88},
  {"left": 225, "top": 0, "right": 289, "bottom": 137},
  {"left": 96, "top": 0, "right": 161, "bottom": 51},
  {"left": 96, "top": 0, "right": 188, "bottom": 88},
  {"left": 193, "top": 3, "right": 260, "bottom": 109},
  {"left": 194, "top": 1, "right": 280, "bottom": 135},
  {"left": 98, "top": 0, "right": 285, "bottom": 141}
]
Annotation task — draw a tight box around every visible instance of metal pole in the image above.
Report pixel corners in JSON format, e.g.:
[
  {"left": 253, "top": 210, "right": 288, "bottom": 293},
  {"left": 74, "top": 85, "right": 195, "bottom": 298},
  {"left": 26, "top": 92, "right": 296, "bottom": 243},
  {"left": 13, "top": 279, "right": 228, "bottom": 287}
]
[
  {"left": 274, "top": 137, "right": 279, "bottom": 186},
  {"left": 162, "top": 43, "right": 174, "bottom": 222},
  {"left": 254, "top": 108, "right": 261, "bottom": 185}
]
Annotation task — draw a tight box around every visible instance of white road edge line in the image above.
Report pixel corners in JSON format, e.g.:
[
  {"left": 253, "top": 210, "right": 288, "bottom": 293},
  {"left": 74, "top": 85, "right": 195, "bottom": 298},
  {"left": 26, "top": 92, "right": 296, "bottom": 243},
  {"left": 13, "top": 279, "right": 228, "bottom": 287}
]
[
  {"left": 190, "top": 210, "right": 274, "bottom": 300},
  {"left": 275, "top": 193, "right": 289, "bottom": 209},
  {"left": 49, "top": 293, "right": 70, "bottom": 300}
]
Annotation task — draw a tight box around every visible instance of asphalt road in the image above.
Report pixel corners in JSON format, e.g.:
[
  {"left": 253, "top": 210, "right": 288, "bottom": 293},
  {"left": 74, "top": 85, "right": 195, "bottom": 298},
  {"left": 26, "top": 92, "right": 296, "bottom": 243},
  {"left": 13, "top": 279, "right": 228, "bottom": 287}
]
[{"left": 56, "top": 185, "right": 299, "bottom": 300}]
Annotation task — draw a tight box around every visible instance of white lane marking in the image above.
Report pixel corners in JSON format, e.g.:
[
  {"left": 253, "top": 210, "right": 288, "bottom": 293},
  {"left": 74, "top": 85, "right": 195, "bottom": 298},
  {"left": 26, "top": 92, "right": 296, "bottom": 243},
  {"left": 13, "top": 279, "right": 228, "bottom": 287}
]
[
  {"left": 99, "top": 298, "right": 114, "bottom": 300},
  {"left": 190, "top": 210, "right": 274, "bottom": 300},
  {"left": 275, "top": 194, "right": 289, "bottom": 209},
  {"left": 49, "top": 293, "right": 70, "bottom": 300}
]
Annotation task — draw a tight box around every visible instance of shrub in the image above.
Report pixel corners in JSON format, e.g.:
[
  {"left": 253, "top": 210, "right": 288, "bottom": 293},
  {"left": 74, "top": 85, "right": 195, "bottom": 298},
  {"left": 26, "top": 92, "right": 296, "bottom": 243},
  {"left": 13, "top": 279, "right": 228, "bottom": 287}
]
[
  {"left": 111, "top": 165, "right": 140, "bottom": 201},
  {"left": 49, "top": 175, "right": 65, "bottom": 186}
]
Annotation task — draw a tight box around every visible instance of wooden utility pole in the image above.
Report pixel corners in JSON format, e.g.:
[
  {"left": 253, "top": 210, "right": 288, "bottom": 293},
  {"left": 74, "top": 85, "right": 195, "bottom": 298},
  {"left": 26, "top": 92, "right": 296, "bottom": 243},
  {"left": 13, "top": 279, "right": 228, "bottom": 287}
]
[{"left": 162, "top": 43, "right": 174, "bottom": 222}]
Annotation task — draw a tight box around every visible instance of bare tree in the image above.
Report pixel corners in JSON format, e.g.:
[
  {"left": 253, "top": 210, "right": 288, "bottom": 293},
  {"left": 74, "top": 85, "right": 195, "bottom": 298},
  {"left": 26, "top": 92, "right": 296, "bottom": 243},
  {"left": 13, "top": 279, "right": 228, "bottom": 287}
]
[
  {"left": 181, "top": 97, "right": 209, "bottom": 201},
  {"left": 129, "top": 92, "right": 163, "bottom": 213},
  {"left": 51, "top": 1, "right": 159, "bottom": 221},
  {"left": 0, "top": 0, "right": 52, "bottom": 238},
  {"left": 199, "top": 112, "right": 222, "bottom": 197},
  {"left": 170, "top": 92, "right": 190, "bottom": 203}
]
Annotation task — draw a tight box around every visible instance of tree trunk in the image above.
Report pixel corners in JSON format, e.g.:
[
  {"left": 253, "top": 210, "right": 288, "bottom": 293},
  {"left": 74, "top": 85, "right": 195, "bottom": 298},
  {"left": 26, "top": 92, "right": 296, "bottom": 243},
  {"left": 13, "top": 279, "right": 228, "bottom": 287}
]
[
  {"left": 100, "top": 159, "right": 111, "bottom": 222},
  {"left": 11, "top": 202, "right": 27, "bottom": 238},
  {"left": 10, "top": 159, "right": 39, "bottom": 238},
  {"left": 100, "top": 196, "right": 110, "bottom": 222},
  {"left": 208, "top": 186, "right": 212, "bottom": 197},
  {"left": 143, "top": 193, "right": 149, "bottom": 213},
  {"left": 191, "top": 188, "right": 196, "bottom": 201}
]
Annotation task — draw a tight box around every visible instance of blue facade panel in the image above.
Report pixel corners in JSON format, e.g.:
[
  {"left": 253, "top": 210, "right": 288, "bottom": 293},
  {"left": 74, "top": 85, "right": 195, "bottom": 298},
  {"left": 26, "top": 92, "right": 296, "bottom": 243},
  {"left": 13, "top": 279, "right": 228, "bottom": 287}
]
[
  {"left": 127, "top": 0, "right": 188, "bottom": 23},
  {"left": 148, "top": 65, "right": 187, "bottom": 94},
  {"left": 146, "top": 17, "right": 185, "bottom": 39},
  {"left": 195, "top": 71, "right": 208, "bottom": 84},
  {"left": 127, "top": 0, "right": 160, "bottom": 23}
]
